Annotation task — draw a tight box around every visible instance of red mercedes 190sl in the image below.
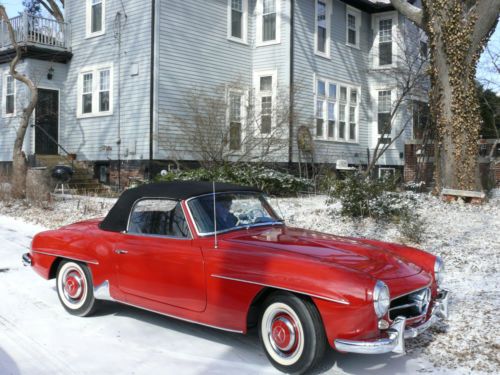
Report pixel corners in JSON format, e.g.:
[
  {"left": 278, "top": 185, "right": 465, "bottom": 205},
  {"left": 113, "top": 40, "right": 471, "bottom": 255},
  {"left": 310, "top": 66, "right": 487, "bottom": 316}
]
[{"left": 23, "top": 181, "right": 449, "bottom": 374}]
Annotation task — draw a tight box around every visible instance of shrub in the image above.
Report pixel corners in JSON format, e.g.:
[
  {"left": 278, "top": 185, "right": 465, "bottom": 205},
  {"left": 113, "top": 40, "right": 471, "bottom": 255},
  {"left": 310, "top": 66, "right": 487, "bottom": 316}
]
[
  {"left": 155, "top": 164, "right": 313, "bottom": 196},
  {"left": 327, "top": 172, "right": 425, "bottom": 242}
]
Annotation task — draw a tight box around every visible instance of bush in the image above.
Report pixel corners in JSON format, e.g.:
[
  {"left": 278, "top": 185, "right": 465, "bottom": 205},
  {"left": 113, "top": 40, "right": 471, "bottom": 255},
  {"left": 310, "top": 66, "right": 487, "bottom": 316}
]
[
  {"left": 155, "top": 164, "right": 313, "bottom": 196},
  {"left": 327, "top": 172, "right": 425, "bottom": 243}
]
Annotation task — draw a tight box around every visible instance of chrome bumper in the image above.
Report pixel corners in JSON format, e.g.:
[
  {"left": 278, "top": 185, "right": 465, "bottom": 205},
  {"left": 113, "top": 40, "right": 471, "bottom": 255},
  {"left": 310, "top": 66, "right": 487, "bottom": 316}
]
[
  {"left": 22, "top": 253, "right": 32, "bottom": 267},
  {"left": 334, "top": 289, "right": 449, "bottom": 355}
]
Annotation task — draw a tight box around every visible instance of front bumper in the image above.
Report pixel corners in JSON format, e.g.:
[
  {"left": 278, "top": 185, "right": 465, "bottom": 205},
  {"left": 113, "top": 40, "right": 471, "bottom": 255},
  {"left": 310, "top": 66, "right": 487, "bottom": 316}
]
[{"left": 334, "top": 289, "right": 449, "bottom": 355}]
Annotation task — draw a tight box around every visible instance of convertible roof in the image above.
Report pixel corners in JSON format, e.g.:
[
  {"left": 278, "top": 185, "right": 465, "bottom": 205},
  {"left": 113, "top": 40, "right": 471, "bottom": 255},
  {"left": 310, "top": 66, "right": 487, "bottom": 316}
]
[{"left": 99, "top": 181, "right": 261, "bottom": 232}]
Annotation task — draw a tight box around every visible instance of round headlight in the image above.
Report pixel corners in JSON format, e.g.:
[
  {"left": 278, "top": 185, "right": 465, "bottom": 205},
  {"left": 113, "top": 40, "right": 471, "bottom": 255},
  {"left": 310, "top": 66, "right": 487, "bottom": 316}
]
[
  {"left": 373, "top": 280, "right": 390, "bottom": 318},
  {"left": 434, "top": 256, "right": 444, "bottom": 287}
]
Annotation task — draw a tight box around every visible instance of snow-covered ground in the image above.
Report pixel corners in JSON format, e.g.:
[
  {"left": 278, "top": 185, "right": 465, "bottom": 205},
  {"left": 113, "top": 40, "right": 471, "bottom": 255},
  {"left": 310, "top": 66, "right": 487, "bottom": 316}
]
[{"left": 0, "top": 191, "right": 498, "bottom": 374}]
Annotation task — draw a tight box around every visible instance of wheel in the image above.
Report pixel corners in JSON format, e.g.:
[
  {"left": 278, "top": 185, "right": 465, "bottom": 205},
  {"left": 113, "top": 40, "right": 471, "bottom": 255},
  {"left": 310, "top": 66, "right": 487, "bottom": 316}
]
[
  {"left": 259, "top": 292, "right": 326, "bottom": 374},
  {"left": 56, "top": 260, "right": 97, "bottom": 317}
]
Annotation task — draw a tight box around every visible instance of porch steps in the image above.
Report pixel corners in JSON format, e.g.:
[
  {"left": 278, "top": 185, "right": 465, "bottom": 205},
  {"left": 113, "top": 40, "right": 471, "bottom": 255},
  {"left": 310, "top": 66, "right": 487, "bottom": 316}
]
[{"left": 34, "top": 155, "right": 111, "bottom": 196}]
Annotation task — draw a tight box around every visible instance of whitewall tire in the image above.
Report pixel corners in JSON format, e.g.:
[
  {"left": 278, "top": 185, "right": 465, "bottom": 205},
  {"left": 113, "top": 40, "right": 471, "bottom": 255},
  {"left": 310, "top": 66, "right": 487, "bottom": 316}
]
[{"left": 56, "top": 261, "right": 97, "bottom": 317}]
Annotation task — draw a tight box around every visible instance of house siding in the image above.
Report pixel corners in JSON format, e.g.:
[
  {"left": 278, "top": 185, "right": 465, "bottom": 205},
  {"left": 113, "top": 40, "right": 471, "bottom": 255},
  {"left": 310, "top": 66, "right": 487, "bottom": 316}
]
[{"left": 61, "top": 0, "right": 152, "bottom": 162}]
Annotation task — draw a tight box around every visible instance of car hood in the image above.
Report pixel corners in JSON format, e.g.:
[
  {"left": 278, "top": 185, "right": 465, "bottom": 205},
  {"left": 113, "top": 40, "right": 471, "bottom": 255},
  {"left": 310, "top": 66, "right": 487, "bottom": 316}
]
[{"left": 225, "top": 226, "right": 422, "bottom": 280}]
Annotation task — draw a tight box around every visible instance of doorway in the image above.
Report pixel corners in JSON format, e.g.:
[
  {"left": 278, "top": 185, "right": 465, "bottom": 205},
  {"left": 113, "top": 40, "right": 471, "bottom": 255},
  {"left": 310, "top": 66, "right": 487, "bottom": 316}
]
[{"left": 35, "top": 88, "right": 59, "bottom": 155}]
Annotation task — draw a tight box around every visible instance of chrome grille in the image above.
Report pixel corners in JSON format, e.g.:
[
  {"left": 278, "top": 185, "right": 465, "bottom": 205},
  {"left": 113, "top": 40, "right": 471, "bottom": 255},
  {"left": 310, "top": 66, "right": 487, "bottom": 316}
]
[{"left": 389, "top": 287, "right": 431, "bottom": 321}]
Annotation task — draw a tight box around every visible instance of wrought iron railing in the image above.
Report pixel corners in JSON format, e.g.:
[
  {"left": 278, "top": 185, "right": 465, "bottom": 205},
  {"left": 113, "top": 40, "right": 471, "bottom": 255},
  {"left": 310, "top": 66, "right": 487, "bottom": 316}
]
[{"left": 0, "top": 12, "right": 70, "bottom": 50}]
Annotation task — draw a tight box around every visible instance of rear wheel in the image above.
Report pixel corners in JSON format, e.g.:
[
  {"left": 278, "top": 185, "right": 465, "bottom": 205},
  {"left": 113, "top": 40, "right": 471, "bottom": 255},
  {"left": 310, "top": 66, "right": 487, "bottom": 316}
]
[
  {"left": 259, "top": 292, "right": 326, "bottom": 374},
  {"left": 56, "top": 261, "right": 97, "bottom": 317}
]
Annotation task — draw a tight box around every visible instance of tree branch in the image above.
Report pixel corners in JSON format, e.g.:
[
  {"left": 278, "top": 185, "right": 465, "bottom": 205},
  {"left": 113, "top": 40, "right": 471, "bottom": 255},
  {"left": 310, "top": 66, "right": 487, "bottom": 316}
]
[
  {"left": 390, "top": 0, "right": 423, "bottom": 27},
  {"left": 46, "top": 0, "right": 64, "bottom": 23},
  {"left": 469, "top": 0, "right": 500, "bottom": 50}
]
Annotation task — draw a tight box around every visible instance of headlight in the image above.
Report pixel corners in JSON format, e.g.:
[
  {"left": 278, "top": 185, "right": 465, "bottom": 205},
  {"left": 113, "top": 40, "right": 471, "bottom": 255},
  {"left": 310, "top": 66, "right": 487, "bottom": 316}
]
[
  {"left": 373, "top": 280, "right": 390, "bottom": 318},
  {"left": 434, "top": 256, "right": 444, "bottom": 287}
]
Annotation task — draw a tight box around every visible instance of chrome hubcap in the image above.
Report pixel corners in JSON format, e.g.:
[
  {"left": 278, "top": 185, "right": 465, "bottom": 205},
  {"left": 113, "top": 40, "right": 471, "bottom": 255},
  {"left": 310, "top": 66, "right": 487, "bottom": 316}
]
[
  {"left": 63, "top": 269, "right": 85, "bottom": 302},
  {"left": 266, "top": 310, "right": 301, "bottom": 359}
]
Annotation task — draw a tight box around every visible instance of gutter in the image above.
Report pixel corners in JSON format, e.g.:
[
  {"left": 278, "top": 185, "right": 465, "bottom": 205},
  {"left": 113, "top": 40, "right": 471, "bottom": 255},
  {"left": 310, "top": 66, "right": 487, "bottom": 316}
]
[
  {"left": 149, "top": 0, "right": 156, "bottom": 180},
  {"left": 288, "top": 0, "right": 295, "bottom": 168}
]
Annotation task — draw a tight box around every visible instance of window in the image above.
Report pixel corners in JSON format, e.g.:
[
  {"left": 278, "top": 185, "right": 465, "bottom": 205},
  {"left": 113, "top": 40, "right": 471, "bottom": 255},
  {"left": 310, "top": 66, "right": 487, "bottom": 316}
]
[
  {"left": 255, "top": 71, "right": 276, "bottom": 135},
  {"left": 82, "top": 73, "right": 93, "bottom": 114},
  {"left": 78, "top": 65, "right": 113, "bottom": 117},
  {"left": 228, "top": 0, "right": 248, "bottom": 43},
  {"left": 379, "top": 167, "right": 395, "bottom": 179},
  {"left": 229, "top": 91, "right": 244, "bottom": 150},
  {"left": 257, "top": 0, "right": 280, "bottom": 45},
  {"left": 128, "top": 199, "right": 190, "bottom": 238},
  {"left": 3, "top": 74, "right": 15, "bottom": 116},
  {"left": 419, "top": 40, "right": 428, "bottom": 60},
  {"left": 378, "top": 18, "right": 393, "bottom": 66},
  {"left": 412, "top": 100, "right": 430, "bottom": 139},
  {"left": 315, "top": 0, "right": 330, "bottom": 57},
  {"left": 99, "top": 70, "right": 110, "bottom": 112},
  {"left": 346, "top": 7, "right": 360, "bottom": 48},
  {"left": 377, "top": 90, "right": 392, "bottom": 143},
  {"left": 87, "top": 0, "right": 105, "bottom": 37},
  {"left": 315, "top": 77, "right": 359, "bottom": 142}
]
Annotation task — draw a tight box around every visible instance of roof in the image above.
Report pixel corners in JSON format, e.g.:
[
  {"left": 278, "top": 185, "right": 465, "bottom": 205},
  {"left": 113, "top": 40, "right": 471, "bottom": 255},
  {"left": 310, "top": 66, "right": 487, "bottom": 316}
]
[{"left": 99, "top": 181, "right": 261, "bottom": 232}]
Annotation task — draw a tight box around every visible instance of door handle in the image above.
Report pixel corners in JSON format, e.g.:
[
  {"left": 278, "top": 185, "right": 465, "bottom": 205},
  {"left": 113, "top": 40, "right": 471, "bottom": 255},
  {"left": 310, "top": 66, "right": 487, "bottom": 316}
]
[{"left": 115, "top": 249, "right": 128, "bottom": 255}]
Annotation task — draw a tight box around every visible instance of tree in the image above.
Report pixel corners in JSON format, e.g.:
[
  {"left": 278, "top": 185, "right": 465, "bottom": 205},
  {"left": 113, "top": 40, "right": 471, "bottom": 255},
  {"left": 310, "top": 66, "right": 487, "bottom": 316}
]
[
  {"left": 22, "top": 0, "right": 64, "bottom": 22},
  {"left": 162, "top": 82, "right": 292, "bottom": 168},
  {"left": 391, "top": 0, "right": 500, "bottom": 191},
  {"left": 365, "top": 25, "right": 430, "bottom": 176},
  {"left": 0, "top": 6, "right": 38, "bottom": 198}
]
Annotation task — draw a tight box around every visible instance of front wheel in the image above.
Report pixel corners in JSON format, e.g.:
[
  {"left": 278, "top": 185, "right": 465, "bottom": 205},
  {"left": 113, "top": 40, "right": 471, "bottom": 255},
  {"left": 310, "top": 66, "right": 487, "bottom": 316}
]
[
  {"left": 56, "top": 260, "right": 98, "bottom": 317},
  {"left": 259, "top": 292, "right": 326, "bottom": 374}
]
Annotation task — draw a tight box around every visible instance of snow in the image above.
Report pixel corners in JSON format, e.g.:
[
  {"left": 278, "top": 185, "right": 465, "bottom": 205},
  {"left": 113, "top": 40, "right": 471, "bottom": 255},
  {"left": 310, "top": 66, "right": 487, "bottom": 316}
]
[{"left": 0, "top": 191, "right": 499, "bottom": 374}]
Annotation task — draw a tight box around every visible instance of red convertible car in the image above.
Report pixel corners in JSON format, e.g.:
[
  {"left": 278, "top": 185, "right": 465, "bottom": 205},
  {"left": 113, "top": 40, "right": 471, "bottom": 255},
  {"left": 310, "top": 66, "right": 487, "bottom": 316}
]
[{"left": 23, "top": 182, "right": 449, "bottom": 374}]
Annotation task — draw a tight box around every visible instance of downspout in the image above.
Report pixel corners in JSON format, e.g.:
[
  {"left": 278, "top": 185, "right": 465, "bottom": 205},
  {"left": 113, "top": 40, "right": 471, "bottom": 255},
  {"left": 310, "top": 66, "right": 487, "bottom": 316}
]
[
  {"left": 288, "top": 0, "right": 295, "bottom": 169},
  {"left": 149, "top": 0, "right": 156, "bottom": 181}
]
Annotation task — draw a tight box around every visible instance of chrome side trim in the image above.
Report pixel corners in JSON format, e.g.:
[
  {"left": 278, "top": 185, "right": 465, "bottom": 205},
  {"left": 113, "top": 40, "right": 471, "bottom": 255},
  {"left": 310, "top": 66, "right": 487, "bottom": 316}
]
[
  {"left": 113, "top": 299, "right": 244, "bottom": 334},
  {"left": 334, "top": 288, "right": 450, "bottom": 355},
  {"left": 93, "top": 280, "right": 115, "bottom": 301},
  {"left": 32, "top": 250, "right": 99, "bottom": 265},
  {"left": 211, "top": 274, "right": 350, "bottom": 305},
  {"left": 22, "top": 253, "right": 32, "bottom": 267}
]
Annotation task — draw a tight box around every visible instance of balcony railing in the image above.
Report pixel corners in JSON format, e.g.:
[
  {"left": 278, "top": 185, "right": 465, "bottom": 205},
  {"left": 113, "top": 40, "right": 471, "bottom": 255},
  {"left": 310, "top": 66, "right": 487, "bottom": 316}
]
[{"left": 0, "top": 13, "right": 70, "bottom": 51}]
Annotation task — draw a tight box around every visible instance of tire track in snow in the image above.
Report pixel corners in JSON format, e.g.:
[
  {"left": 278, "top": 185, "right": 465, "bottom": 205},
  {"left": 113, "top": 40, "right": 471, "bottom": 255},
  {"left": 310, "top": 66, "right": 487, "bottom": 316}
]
[{"left": 0, "top": 314, "right": 77, "bottom": 375}]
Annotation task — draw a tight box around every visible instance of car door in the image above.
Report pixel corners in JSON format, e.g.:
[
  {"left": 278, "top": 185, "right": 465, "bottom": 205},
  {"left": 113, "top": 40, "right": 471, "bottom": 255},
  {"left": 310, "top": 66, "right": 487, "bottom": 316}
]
[{"left": 113, "top": 199, "right": 207, "bottom": 312}]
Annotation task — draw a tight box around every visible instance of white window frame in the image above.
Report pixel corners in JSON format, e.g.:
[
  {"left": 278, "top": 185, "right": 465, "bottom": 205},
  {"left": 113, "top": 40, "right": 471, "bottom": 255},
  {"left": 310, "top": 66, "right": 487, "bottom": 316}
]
[
  {"left": 371, "top": 87, "right": 396, "bottom": 148},
  {"left": 254, "top": 69, "right": 277, "bottom": 136},
  {"left": 256, "top": 0, "right": 281, "bottom": 47},
  {"left": 314, "top": 0, "right": 331, "bottom": 58},
  {"left": 86, "top": 0, "right": 105, "bottom": 38},
  {"left": 77, "top": 64, "right": 113, "bottom": 118},
  {"left": 314, "top": 75, "right": 360, "bottom": 143},
  {"left": 378, "top": 167, "right": 396, "bottom": 178},
  {"left": 346, "top": 6, "right": 361, "bottom": 49},
  {"left": 227, "top": 0, "right": 248, "bottom": 44},
  {"left": 226, "top": 88, "right": 247, "bottom": 152},
  {"left": 2, "top": 72, "right": 16, "bottom": 118},
  {"left": 371, "top": 12, "right": 398, "bottom": 69}
]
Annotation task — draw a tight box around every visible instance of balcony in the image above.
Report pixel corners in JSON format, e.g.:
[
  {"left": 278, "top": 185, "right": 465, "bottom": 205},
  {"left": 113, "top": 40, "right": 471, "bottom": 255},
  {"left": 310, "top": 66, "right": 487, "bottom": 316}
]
[{"left": 0, "top": 13, "right": 72, "bottom": 63}]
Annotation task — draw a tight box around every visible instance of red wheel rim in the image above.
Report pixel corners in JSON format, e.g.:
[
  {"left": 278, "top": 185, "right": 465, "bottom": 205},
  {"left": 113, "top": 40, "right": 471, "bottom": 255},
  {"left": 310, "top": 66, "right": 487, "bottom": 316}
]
[
  {"left": 63, "top": 270, "right": 84, "bottom": 301},
  {"left": 270, "top": 313, "right": 299, "bottom": 355}
]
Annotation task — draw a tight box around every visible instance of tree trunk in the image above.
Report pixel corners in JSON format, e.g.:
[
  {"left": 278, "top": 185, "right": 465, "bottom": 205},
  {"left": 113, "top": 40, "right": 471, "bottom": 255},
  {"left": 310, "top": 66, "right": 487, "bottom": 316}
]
[
  {"left": 426, "top": 2, "right": 484, "bottom": 191},
  {"left": 0, "top": 6, "right": 39, "bottom": 199}
]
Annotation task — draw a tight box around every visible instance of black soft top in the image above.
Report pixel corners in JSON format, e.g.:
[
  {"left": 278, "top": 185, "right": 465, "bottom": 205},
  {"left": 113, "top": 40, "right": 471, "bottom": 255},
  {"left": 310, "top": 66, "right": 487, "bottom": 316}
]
[{"left": 99, "top": 181, "right": 261, "bottom": 232}]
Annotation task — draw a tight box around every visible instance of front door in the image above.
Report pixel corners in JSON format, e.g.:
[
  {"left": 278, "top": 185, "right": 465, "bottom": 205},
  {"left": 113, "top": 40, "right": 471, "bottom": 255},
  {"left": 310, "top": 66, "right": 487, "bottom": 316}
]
[{"left": 35, "top": 89, "right": 59, "bottom": 155}]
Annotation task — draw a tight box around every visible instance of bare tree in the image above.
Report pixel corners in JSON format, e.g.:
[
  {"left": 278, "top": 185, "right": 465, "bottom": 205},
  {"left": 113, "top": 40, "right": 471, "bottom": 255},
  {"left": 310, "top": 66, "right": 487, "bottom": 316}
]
[
  {"left": 365, "top": 25, "right": 430, "bottom": 176},
  {"left": 23, "top": 0, "right": 64, "bottom": 22},
  {"left": 163, "top": 82, "right": 292, "bottom": 167},
  {"left": 0, "top": 6, "right": 38, "bottom": 198},
  {"left": 391, "top": 0, "right": 500, "bottom": 192}
]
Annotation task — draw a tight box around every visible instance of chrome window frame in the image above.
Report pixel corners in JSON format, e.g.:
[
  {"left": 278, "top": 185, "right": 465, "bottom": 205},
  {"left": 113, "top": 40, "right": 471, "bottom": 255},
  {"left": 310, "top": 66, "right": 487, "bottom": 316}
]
[
  {"left": 184, "top": 191, "right": 283, "bottom": 237},
  {"left": 125, "top": 197, "right": 193, "bottom": 240}
]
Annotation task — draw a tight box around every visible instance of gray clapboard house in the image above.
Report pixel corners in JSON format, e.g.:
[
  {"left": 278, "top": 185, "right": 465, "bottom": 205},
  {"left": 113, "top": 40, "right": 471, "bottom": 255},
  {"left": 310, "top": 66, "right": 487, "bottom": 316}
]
[{"left": 0, "top": 0, "right": 428, "bottom": 186}]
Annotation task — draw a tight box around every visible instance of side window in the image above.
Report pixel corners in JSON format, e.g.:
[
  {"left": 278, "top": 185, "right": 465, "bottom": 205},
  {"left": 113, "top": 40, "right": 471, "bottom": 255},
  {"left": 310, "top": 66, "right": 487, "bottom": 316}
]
[{"left": 128, "top": 199, "right": 190, "bottom": 238}]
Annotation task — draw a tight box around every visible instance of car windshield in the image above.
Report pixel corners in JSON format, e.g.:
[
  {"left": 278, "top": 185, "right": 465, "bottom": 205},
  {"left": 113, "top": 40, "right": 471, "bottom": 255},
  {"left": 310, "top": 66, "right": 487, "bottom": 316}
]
[{"left": 187, "top": 192, "right": 282, "bottom": 234}]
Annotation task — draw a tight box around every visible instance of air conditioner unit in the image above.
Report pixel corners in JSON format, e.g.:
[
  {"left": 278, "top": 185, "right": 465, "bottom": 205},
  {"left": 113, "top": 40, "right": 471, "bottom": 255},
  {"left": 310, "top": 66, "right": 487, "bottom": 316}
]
[{"left": 336, "top": 159, "right": 356, "bottom": 170}]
